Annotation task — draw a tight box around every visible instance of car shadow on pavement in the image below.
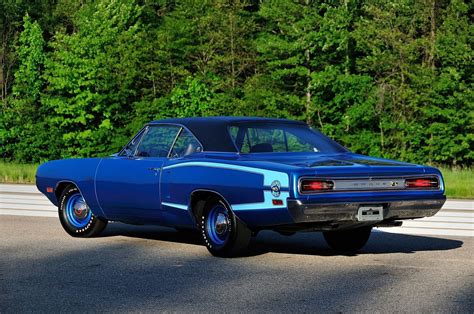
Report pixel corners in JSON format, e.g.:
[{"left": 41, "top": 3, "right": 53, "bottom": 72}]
[
  {"left": 100, "top": 223, "right": 463, "bottom": 257},
  {"left": 101, "top": 223, "right": 203, "bottom": 245},
  {"left": 249, "top": 230, "right": 464, "bottom": 256}
]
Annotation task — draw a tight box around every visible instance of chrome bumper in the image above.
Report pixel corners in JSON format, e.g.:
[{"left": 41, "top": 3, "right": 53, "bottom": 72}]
[{"left": 287, "top": 197, "right": 446, "bottom": 223}]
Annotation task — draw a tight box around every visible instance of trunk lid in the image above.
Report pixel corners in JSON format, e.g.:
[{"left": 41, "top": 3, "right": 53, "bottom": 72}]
[{"left": 239, "top": 152, "right": 428, "bottom": 177}]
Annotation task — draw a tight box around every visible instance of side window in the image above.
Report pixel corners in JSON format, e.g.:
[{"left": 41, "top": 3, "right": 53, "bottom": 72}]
[
  {"left": 119, "top": 129, "right": 146, "bottom": 157},
  {"left": 241, "top": 127, "right": 286, "bottom": 153},
  {"left": 230, "top": 126, "right": 316, "bottom": 153},
  {"left": 286, "top": 132, "right": 316, "bottom": 152},
  {"left": 170, "top": 129, "right": 202, "bottom": 158},
  {"left": 135, "top": 126, "right": 180, "bottom": 157}
]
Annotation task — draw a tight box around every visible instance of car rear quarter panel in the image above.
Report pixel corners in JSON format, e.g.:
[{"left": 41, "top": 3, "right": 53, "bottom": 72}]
[{"left": 161, "top": 159, "right": 297, "bottom": 227}]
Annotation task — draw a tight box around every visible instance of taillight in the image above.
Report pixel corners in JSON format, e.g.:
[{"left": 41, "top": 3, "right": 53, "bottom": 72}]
[
  {"left": 405, "top": 177, "right": 439, "bottom": 189},
  {"left": 300, "top": 179, "right": 334, "bottom": 193}
]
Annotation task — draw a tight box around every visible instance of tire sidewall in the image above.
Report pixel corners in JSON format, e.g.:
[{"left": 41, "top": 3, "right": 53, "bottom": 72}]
[{"left": 59, "top": 186, "right": 96, "bottom": 237}]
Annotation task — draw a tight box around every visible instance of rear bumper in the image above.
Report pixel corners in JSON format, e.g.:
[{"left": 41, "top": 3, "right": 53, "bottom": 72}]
[{"left": 287, "top": 197, "right": 446, "bottom": 223}]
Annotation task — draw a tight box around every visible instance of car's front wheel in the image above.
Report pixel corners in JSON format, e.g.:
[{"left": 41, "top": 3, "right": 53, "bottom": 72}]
[
  {"left": 323, "top": 226, "right": 372, "bottom": 252},
  {"left": 58, "top": 185, "right": 107, "bottom": 237},
  {"left": 198, "top": 197, "right": 251, "bottom": 257}
]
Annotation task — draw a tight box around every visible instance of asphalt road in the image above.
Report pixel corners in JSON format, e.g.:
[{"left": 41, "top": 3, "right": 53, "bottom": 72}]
[{"left": 1, "top": 216, "right": 473, "bottom": 312}]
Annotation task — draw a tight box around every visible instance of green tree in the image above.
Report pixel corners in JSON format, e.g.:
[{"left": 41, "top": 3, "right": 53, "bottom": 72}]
[
  {"left": 248, "top": 0, "right": 379, "bottom": 156},
  {"left": 249, "top": 0, "right": 323, "bottom": 122},
  {"left": 12, "top": 14, "right": 44, "bottom": 107},
  {"left": 354, "top": 0, "right": 473, "bottom": 165},
  {"left": 0, "top": 0, "right": 472, "bottom": 167},
  {"left": 425, "top": 0, "right": 473, "bottom": 165},
  {"left": 170, "top": 76, "right": 216, "bottom": 117},
  {"left": 42, "top": 0, "right": 146, "bottom": 158},
  {"left": 0, "top": 14, "right": 47, "bottom": 161},
  {"left": 0, "top": 1, "right": 54, "bottom": 108}
]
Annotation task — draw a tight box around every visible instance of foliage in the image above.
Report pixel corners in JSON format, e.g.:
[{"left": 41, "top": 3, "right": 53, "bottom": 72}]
[
  {"left": 0, "top": 0, "right": 472, "bottom": 166},
  {"left": 440, "top": 167, "right": 474, "bottom": 199},
  {"left": 40, "top": 0, "right": 146, "bottom": 158},
  {"left": 0, "top": 14, "right": 47, "bottom": 161},
  {"left": 0, "top": 162, "right": 38, "bottom": 184}
]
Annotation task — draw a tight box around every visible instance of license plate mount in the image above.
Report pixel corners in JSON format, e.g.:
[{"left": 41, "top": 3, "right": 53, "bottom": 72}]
[{"left": 357, "top": 206, "right": 384, "bottom": 222}]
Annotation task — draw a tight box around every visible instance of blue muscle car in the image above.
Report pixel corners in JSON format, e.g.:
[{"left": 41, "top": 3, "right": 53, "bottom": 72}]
[{"left": 36, "top": 117, "right": 446, "bottom": 256}]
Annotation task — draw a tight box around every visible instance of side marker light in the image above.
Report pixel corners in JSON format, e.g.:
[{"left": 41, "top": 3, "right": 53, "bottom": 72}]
[{"left": 272, "top": 199, "right": 283, "bottom": 206}]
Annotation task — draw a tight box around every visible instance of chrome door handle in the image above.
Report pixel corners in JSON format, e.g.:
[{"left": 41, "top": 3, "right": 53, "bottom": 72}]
[{"left": 148, "top": 167, "right": 160, "bottom": 175}]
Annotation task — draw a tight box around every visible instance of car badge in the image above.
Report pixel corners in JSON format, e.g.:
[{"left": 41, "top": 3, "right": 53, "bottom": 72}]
[{"left": 271, "top": 180, "right": 281, "bottom": 197}]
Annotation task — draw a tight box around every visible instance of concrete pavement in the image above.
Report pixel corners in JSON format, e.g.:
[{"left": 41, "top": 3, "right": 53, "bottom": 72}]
[{"left": 1, "top": 215, "right": 473, "bottom": 312}]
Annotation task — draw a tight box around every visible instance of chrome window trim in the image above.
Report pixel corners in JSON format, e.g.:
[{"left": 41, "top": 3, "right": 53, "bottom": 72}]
[
  {"left": 119, "top": 123, "right": 205, "bottom": 159},
  {"left": 118, "top": 126, "right": 148, "bottom": 157},
  {"left": 147, "top": 122, "right": 204, "bottom": 155},
  {"left": 167, "top": 126, "right": 205, "bottom": 159},
  {"left": 133, "top": 126, "right": 150, "bottom": 157},
  {"left": 167, "top": 127, "right": 183, "bottom": 158},
  {"left": 227, "top": 123, "right": 349, "bottom": 154},
  {"left": 133, "top": 124, "right": 181, "bottom": 158}
]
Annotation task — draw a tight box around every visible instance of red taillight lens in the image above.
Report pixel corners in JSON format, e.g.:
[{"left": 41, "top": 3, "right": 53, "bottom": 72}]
[
  {"left": 272, "top": 199, "right": 283, "bottom": 206},
  {"left": 405, "top": 177, "right": 439, "bottom": 189},
  {"left": 300, "top": 179, "right": 334, "bottom": 193}
]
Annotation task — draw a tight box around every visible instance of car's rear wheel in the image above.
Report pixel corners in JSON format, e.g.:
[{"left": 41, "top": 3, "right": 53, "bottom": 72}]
[
  {"left": 59, "top": 185, "right": 107, "bottom": 237},
  {"left": 323, "top": 226, "right": 372, "bottom": 252},
  {"left": 198, "top": 197, "right": 251, "bottom": 257}
]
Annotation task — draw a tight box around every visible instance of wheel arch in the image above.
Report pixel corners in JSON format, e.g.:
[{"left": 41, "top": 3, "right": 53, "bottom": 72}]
[
  {"left": 189, "top": 189, "right": 233, "bottom": 222},
  {"left": 55, "top": 180, "right": 78, "bottom": 202},
  {"left": 54, "top": 180, "right": 105, "bottom": 219}
]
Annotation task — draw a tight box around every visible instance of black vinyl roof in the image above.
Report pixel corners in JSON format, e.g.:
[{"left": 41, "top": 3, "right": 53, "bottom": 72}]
[{"left": 149, "top": 116, "right": 306, "bottom": 152}]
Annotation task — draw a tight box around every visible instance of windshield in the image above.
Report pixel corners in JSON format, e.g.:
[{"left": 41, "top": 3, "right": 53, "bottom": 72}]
[{"left": 229, "top": 123, "right": 348, "bottom": 154}]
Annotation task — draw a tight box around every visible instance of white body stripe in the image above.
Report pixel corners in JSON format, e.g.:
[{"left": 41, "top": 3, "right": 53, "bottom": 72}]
[
  {"left": 162, "top": 162, "right": 289, "bottom": 187},
  {"left": 162, "top": 161, "right": 290, "bottom": 210},
  {"left": 162, "top": 202, "right": 188, "bottom": 210},
  {"left": 232, "top": 191, "right": 289, "bottom": 211}
]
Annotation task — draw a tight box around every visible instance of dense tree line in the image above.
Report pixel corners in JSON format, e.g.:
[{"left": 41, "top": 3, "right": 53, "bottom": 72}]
[{"left": 0, "top": 0, "right": 472, "bottom": 166}]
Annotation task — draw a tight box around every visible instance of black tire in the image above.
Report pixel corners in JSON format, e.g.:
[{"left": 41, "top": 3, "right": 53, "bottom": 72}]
[
  {"left": 323, "top": 226, "right": 372, "bottom": 252},
  {"left": 58, "top": 185, "right": 107, "bottom": 237},
  {"left": 198, "top": 196, "right": 251, "bottom": 257},
  {"left": 174, "top": 227, "right": 198, "bottom": 234}
]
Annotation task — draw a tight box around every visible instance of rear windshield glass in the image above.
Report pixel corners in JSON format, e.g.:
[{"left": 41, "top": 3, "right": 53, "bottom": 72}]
[{"left": 229, "top": 123, "right": 347, "bottom": 153}]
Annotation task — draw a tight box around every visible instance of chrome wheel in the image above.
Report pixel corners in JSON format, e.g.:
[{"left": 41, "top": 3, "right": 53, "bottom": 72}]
[
  {"left": 58, "top": 185, "right": 107, "bottom": 237},
  {"left": 65, "top": 193, "right": 91, "bottom": 228},
  {"left": 199, "top": 197, "right": 251, "bottom": 257},
  {"left": 205, "top": 204, "right": 231, "bottom": 247}
]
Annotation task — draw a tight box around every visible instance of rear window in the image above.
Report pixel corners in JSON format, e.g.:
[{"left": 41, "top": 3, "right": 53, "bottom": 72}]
[{"left": 229, "top": 123, "right": 347, "bottom": 154}]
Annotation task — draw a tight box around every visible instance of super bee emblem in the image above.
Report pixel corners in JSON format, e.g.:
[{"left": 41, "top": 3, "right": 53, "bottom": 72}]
[{"left": 271, "top": 180, "right": 281, "bottom": 197}]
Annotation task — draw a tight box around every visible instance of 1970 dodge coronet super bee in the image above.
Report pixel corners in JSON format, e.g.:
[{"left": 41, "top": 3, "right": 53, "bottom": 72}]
[{"left": 37, "top": 117, "right": 446, "bottom": 256}]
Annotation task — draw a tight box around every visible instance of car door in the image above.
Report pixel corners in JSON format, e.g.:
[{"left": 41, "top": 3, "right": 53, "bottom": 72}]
[
  {"left": 160, "top": 128, "right": 204, "bottom": 226},
  {"left": 95, "top": 124, "right": 181, "bottom": 222}
]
